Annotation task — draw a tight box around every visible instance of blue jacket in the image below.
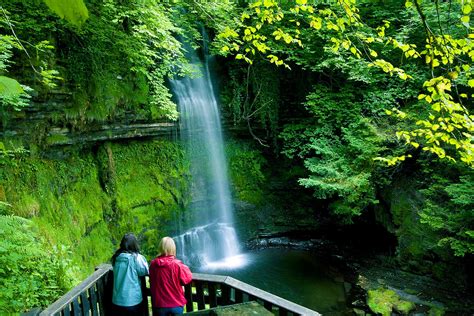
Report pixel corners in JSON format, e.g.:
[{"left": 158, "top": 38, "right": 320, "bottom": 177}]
[{"left": 112, "top": 253, "right": 149, "bottom": 306}]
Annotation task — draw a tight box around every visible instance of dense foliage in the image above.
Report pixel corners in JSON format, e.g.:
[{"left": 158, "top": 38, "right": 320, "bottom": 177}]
[
  {"left": 1, "top": 0, "right": 182, "bottom": 123},
  {"left": 0, "top": 215, "right": 71, "bottom": 312},
  {"left": 0, "top": 0, "right": 472, "bottom": 312},
  {"left": 217, "top": 0, "right": 474, "bottom": 166},
  {"left": 215, "top": 0, "right": 473, "bottom": 261},
  {"left": 419, "top": 165, "right": 474, "bottom": 256},
  {"left": 0, "top": 0, "right": 235, "bottom": 125},
  {"left": 0, "top": 140, "right": 189, "bottom": 311}
]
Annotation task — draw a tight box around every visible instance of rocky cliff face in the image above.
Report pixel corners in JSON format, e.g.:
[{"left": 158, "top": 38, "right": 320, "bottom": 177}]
[
  {"left": 1, "top": 92, "right": 178, "bottom": 149},
  {"left": 1, "top": 92, "right": 188, "bottom": 285},
  {"left": 1, "top": 138, "right": 190, "bottom": 276}
]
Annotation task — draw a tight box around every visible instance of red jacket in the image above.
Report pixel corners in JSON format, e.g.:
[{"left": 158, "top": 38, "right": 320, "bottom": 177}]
[{"left": 149, "top": 255, "right": 192, "bottom": 308}]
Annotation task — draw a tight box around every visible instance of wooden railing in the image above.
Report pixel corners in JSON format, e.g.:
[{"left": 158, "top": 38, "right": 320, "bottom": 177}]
[
  {"left": 39, "top": 264, "right": 113, "bottom": 316},
  {"left": 39, "top": 264, "right": 320, "bottom": 316},
  {"left": 180, "top": 273, "right": 320, "bottom": 316}
]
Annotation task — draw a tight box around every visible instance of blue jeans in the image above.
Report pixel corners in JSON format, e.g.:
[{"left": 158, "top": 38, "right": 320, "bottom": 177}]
[{"left": 152, "top": 306, "right": 184, "bottom": 316}]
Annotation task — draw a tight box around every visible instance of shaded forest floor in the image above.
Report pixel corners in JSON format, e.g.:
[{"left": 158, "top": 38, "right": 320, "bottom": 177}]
[
  {"left": 246, "top": 232, "right": 474, "bottom": 315},
  {"left": 352, "top": 255, "right": 474, "bottom": 315}
]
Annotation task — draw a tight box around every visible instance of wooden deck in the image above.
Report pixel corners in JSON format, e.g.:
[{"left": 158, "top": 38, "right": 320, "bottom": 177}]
[{"left": 39, "top": 264, "right": 320, "bottom": 316}]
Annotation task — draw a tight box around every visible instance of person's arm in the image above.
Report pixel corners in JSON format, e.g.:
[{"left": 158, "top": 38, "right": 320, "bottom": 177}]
[
  {"left": 178, "top": 263, "right": 192, "bottom": 285},
  {"left": 135, "top": 254, "right": 149, "bottom": 276}
]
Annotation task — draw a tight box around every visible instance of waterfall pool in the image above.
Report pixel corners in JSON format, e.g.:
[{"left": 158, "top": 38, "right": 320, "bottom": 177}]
[{"left": 190, "top": 248, "right": 350, "bottom": 315}]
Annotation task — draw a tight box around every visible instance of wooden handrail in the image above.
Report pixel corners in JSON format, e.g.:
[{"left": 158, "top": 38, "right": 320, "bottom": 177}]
[
  {"left": 39, "top": 264, "right": 112, "bottom": 316},
  {"left": 223, "top": 276, "right": 319, "bottom": 315},
  {"left": 39, "top": 264, "right": 321, "bottom": 316},
  {"left": 190, "top": 273, "right": 319, "bottom": 315},
  {"left": 184, "top": 273, "right": 320, "bottom": 316}
]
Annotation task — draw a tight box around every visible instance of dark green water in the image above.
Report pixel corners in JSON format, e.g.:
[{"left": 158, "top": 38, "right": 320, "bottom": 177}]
[{"left": 194, "top": 249, "right": 349, "bottom": 315}]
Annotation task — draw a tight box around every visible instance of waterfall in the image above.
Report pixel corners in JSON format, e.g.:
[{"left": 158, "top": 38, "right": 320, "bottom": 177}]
[{"left": 171, "top": 37, "right": 245, "bottom": 270}]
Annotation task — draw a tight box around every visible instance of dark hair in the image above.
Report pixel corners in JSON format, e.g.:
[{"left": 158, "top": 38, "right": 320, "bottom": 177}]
[{"left": 111, "top": 233, "right": 140, "bottom": 265}]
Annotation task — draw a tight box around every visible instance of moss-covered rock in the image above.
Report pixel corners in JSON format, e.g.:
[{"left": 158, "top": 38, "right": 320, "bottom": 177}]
[
  {"left": 378, "top": 178, "right": 460, "bottom": 279},
  {"left": 106, "top": 140, "right": 189, "bottom": 257},
  {"left": 0, "top": 139, "right": 189, "bottom": 311},
  {"left": 367, "top": 288, "right": 415, "bottom": 315},
  {"left": 2, "top": 151, "right": 112, "bottom": 278},
  {"left": 225, "top": 140, "right": 322, "bottom": 241},
  {"left": 226, "top": 140, "right": 266, "bottom": 206}
]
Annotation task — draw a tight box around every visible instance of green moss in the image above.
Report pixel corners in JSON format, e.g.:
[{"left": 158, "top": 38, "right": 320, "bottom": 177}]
[
  {"left": 367, "top": 288, "right": 415, "bottom": 316},
  {"left": 45, "top": 134, "right": 70, "bottom": 145},
  {"left": 226, "top": 140, "right": 266, "bottom": 205},
  {"left": 429, "top": 306, "right": 446, "bottom": 316},
  {"left": 72, "top": 222, "right": 114, "bottom": 279},
  {"left": 13, "top": 194, "right": 40, "bottom": 218},
  {"left": 2, "top": 152, "right": 112, "bottom": 278},
  {"left": 109, "top": 140, "right": 189, "bottom": 258},
  {"left": 0, "top": 139, "right": 190, "bottom": 311},
  {"left": 397, "top": 300, "right": 416, "bottom": 314}
]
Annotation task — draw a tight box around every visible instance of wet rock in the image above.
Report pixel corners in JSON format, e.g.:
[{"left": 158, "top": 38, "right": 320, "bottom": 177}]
[
  {"left": 353, "top": 308, "right": 366, "bottom": 316},
  {"left": 247, "top": 235, "right": 331, "bottom": 251},
  {"left": 344, "top": 282, "right": 352, "bottom": 293},
  {"left": 1, "top": 93, "right": 178, "bottom": 147},
  {"left": 351, "top": 299, "right": 365, "bottom": 307}
]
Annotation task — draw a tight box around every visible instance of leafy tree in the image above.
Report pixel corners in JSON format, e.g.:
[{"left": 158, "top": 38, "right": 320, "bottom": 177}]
[
  {"left": 280, "top": 83, "right": 396, "bottom": 220},
  {"left": 216, "top": 0, "right": 473, "bottom": 167},
  {"left": 420, "top": 168, "right": 474, "bottom": 256},
  {"left": 0, "top": 215, "right": 72, "bottom": 312},
  {"left": 0, "top": 7, "right": 58, "bottom": 112},
  {"left": 215, "top": 0, "right": 473, "bottom": 257}
]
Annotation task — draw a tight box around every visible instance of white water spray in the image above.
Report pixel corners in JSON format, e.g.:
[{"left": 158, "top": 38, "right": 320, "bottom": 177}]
[{"left": 171, "top": 38, "right": 245, "bottom": 270}]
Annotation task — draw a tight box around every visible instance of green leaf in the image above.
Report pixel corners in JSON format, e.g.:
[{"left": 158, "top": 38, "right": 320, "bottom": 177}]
[
  {"left": 43, "top": 0, "right": 89, "bottom": 26},
  {"left": 463, "top": 5, "right": 472, "bottom": 15},
  {"left": 0, "top": 76, "right": 24, "bottom": 98},
  {"left": 432, "top": 103, "right": 441, "bottom": 112}
]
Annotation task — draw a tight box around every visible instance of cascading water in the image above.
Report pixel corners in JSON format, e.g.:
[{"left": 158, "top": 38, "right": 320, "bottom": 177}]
[
  {"left": 171, "top": 37, "right": 246, "bottom": 270},
  {"left": 168, "top": 37, "right": 345, "bottom": 316}
]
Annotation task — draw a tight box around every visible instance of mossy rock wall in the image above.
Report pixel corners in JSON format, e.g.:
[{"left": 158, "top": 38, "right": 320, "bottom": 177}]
[
  {"left": 378, "top": 178, "right": 466, "bottom": 283},
  {"left": 0, "top": 139, "right": 189, "bottom": 311},
  {"left": 106, "top": 140, "right": 190, "bottom": 256},
  {"left": 225, "top": 140, "right": 321, "bottom": 241}
]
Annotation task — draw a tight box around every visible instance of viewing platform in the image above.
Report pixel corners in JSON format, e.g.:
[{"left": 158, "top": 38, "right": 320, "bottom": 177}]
[{"left": 37, "top": 264, "right": 320, "bottom": 316}]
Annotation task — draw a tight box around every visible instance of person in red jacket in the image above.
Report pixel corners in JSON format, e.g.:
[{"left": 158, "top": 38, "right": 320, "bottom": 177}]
[{"left": 150, "top": 236, "right": 192, "bottom": 316}]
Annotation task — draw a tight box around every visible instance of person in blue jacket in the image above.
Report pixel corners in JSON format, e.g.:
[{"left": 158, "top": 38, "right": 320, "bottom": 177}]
[{"left": 111, "top": 233, "right": 149, "bottom": 315}]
